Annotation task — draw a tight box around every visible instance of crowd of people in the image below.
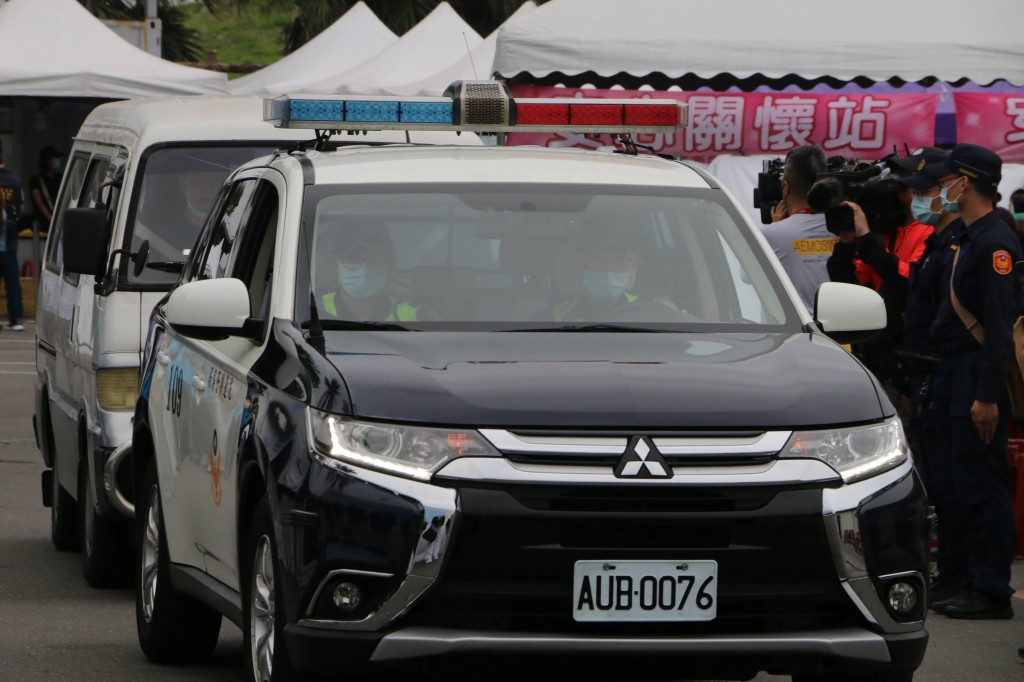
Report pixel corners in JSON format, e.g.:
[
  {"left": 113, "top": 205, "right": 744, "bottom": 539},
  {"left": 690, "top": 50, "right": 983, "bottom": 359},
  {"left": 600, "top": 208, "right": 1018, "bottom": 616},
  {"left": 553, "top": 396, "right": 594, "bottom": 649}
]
[{"left": 763, "top": 143, "right": 1022, "bottom": 631}]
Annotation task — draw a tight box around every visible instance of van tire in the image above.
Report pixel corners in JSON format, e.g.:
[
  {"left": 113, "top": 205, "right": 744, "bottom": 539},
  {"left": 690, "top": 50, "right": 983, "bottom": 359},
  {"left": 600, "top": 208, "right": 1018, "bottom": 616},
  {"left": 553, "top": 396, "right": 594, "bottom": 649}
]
[
  {"left": 50, "top": 442, "right": 80, "bottom": 551},
  {"left": 136, "top": 460, "right": 221, "bottom": 663},
  {"left": 79, "top": 462, "right": 132, "bottom": 587}
]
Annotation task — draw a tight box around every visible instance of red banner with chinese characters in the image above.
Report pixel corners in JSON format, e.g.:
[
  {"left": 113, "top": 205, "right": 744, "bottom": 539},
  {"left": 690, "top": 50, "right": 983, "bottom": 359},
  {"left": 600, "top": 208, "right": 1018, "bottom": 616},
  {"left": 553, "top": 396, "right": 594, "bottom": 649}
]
[
  {"left": 953, "top": 93, "right": 1024, "bottom": 163},
  {"left": 507, "top": 85, "right": 939, "bottom": 162}
]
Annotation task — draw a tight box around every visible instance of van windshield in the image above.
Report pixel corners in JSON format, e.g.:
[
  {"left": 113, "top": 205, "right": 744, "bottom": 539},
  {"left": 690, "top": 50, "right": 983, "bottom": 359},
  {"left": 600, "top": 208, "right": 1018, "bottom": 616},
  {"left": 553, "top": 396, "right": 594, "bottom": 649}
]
[
  {"left": 297, "top": 183, "right": 799, "bottom": 332},
  {"left": 127, "top": 145, "right": 278, "bottom": 287}
]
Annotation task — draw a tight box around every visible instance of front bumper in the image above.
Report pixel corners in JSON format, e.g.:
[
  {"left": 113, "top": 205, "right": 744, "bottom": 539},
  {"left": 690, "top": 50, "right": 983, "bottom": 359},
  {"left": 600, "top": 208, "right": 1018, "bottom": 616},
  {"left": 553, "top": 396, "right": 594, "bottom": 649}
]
[{"left": 278, "top": 452, "right": 928, "bottom": 677}]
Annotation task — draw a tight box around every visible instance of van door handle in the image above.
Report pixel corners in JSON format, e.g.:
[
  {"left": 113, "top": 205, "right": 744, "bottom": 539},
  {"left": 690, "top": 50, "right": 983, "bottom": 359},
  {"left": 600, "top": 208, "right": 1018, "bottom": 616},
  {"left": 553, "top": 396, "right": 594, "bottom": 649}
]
[
  {"left": 156, "top": 351, "right": 169, "bottom": 366},
  {"left": 193, "top": 376, "right": 206, "bottom": 392}
]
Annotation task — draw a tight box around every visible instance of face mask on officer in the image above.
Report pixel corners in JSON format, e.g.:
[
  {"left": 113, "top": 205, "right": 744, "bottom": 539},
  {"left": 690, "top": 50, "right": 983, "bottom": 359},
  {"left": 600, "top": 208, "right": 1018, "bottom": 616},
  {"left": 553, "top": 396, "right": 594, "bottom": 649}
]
[
  {"left": 911, "top": 193, "right": 943, "bottom": 226},
  {"left": 939, "top": 176, "right": 967, "bottom": 214},
  {"left": 339, "top": 263, "right": 387, "bottom": 300}
]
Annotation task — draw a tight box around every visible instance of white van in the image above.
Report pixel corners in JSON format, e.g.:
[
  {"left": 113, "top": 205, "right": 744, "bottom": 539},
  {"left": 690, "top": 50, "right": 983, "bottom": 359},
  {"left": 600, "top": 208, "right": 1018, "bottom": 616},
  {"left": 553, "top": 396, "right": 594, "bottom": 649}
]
[{"left": 33, "top": 95, "right": 474, "bottom": 586}]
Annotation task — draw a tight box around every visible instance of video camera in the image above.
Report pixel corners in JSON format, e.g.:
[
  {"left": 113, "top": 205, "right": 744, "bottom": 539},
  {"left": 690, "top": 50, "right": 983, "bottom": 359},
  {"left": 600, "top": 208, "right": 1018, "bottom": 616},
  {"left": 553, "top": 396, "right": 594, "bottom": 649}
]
[
  {"left": 752, "top": 151, "right": 907, "bottom": 234},
  {"left": 752, "top": 158, "right": 786, "bottom": 225}
]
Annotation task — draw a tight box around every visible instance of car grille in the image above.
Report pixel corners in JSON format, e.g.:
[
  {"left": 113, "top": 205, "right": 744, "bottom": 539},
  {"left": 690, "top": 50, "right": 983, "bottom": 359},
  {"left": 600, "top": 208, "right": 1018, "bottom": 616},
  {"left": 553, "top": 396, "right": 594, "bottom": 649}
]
[
  {"left": 482, "top": 429, "right": 788, "bottom": 469},
  {"left": 398, "top": 483, "right": 864, "bottom": 635}
]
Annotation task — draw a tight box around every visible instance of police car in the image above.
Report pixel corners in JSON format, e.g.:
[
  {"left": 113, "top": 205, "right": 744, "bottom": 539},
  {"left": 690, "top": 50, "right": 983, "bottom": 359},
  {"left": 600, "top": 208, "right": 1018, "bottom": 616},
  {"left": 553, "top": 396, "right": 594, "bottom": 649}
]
[{"left": 128, "top": 82, "right": 928, "bottom": 682}]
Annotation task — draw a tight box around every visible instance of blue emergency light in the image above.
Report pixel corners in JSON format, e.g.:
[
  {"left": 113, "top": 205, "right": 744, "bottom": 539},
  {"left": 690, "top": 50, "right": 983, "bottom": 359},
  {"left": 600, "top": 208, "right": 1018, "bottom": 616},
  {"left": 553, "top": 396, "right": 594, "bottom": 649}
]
[{"left": 263, "top": 81, "right": 687, "bottom": 134}]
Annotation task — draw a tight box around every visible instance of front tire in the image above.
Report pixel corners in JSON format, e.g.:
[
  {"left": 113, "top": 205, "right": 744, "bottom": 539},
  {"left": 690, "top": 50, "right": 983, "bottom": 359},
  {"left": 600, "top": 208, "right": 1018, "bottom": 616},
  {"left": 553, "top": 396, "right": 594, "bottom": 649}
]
[
  {"left": 135, "top": 460, "right": 221, "bottom": 663},
  {"left": 79, "top": 461, "right": 131, "bottom": 587},
  {"left": 244, "top": 498, "right": 294, "bottom": 682}
]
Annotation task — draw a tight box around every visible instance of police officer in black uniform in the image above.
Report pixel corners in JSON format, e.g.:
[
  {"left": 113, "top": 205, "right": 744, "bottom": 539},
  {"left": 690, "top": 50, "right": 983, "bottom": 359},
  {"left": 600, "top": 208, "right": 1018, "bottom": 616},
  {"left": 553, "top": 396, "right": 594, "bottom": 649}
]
[{"left": 926, "top": 144, "right": 1019, "bottom": 620}]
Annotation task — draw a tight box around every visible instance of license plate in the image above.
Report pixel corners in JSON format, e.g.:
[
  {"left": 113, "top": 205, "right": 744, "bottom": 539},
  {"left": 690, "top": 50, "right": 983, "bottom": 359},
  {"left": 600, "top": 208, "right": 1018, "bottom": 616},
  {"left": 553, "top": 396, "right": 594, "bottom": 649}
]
[{"left": 572, "top": 560, "right": 718, "bottom": 622}]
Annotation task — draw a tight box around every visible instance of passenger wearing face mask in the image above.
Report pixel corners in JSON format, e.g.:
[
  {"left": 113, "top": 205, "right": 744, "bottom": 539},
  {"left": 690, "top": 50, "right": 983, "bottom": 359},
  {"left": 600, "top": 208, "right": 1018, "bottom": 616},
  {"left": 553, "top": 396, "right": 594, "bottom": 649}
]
[
  {"left": 547, "top": 239, "right": 640, "bottom": 322},
  {"left": 319, "top": 217, "right": 420, "bottom": 322}
]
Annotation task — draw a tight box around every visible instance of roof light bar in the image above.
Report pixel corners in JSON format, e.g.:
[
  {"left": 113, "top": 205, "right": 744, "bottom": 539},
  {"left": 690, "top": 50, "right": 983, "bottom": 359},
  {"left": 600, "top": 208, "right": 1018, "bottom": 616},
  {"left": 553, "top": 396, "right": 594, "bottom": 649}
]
[{"left": 264, "top": 82, "right": 687, "bottom": 134}]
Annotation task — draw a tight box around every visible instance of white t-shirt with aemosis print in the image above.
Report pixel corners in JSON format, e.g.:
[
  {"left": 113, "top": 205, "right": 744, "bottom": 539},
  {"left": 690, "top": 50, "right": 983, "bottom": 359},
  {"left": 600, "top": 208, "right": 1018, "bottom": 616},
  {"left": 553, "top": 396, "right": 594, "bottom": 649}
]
[{"left": 761, "top": 212, "right": 837, "bottom": 314}]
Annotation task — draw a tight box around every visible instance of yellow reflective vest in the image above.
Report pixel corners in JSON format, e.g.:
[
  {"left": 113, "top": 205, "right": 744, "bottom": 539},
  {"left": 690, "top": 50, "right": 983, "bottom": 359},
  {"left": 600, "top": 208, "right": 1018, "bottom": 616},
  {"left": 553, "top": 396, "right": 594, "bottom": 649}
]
[{"left": 322, "top": 293, "right": 418, "bottom": 321}]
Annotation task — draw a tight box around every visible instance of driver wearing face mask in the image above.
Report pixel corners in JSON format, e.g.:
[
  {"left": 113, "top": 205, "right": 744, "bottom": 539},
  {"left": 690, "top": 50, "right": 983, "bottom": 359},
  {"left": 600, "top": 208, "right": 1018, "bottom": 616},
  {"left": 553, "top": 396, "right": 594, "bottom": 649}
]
[
  {"left": 549, "top": 240, "right": 639, "bottom": 322},
  {"left": 319, "top": 217, "right": 419, "bottom": 322}
]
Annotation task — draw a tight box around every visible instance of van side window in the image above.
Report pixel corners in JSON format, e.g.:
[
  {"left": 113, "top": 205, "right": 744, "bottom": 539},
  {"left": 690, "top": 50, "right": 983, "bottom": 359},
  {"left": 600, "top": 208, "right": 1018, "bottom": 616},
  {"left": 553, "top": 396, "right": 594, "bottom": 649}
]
[
  {"left": 43, "top": 152, "right": 89, "bottom": 273},
  {"left": 189, "top": 179, "right": 258, "bottom": 282},
  {"left": 79, "top": 157, "right": 111, "bottom": 209},
  {"left": 128, "top": 145, "right": 279, "bottom": 288}
]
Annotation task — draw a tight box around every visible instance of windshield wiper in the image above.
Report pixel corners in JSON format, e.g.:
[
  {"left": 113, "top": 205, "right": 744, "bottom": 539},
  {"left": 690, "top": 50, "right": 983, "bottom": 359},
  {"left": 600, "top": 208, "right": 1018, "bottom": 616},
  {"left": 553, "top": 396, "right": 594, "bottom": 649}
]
[
  {"left": 508, "top": 323, "right": 666, "bottom": 333},
  {"left": 308, "top": 319, "right": 412, "bottom": 331}
]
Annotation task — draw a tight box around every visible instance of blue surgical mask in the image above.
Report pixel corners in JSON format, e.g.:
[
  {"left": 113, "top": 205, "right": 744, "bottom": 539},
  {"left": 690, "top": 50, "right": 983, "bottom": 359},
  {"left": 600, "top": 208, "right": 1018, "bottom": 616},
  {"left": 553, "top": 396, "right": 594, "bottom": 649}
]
[
  {"left": 582, "top": 270, "right": 631, "bottom": 301},
  {"left": 939, "top": 177, "right": 965, "bottom": 214},
  {"left": 911, "top": 194, "right": 942, "bottom": 226},
  {"left": 339, "top": 264, "right": 386, "bottom": 300},
  {"left": 1013, "top": 212, "right": 1024, "bottom": 222}
]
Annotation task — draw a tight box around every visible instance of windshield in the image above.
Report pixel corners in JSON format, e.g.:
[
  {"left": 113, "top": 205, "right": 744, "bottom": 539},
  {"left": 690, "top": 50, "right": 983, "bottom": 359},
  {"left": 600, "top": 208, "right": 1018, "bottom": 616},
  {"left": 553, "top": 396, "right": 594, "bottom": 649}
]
[
  {"left": 127, "top": 145, "right": 279, "bottom": 287},
  {"left": 296, "top": 184, "right": 797, "bottom": 331}
]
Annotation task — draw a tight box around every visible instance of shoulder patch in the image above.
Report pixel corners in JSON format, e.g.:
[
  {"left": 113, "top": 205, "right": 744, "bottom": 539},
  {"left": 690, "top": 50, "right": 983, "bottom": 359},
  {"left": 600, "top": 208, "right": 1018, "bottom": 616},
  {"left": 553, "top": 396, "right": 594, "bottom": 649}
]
[{"left": 993, "top": 250, "right": 1013, "bottom": 275}]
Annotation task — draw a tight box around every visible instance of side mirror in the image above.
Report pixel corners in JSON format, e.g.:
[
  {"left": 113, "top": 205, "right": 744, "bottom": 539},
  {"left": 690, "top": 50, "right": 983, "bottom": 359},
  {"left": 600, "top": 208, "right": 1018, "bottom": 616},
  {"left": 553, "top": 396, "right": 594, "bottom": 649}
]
[
  {"left": 62, "top": 208, "right": 110, "bottom": 277},
  {"left": 132, "top": 240, "right": 150, "bottom": 277},
  {"left": 165, "top": 278, "right": 259, "bottom": 341},
  {"left": 813, "top": 282, "right": 886, "bottom": 344}
]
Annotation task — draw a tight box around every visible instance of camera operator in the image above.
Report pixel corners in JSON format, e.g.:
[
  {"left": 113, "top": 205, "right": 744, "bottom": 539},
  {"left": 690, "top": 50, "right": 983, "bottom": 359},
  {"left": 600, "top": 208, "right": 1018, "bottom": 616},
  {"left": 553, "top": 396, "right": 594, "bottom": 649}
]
[
  {"left": 760, "top": 144, "right": 832, "bottom": 313},
  {"left": 825, "top": 171, "right": 933, "bottom": 387}
]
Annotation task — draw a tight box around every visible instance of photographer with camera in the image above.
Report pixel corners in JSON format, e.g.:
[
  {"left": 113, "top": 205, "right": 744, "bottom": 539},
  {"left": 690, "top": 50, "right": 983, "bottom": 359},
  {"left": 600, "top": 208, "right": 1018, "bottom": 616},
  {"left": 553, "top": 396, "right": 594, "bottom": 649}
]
[
  {"left": 759, "top": 144, "right": 833, "bottom": 313},
  {"left": 824, "top": 163, "right": 934, "bottom": 390}
]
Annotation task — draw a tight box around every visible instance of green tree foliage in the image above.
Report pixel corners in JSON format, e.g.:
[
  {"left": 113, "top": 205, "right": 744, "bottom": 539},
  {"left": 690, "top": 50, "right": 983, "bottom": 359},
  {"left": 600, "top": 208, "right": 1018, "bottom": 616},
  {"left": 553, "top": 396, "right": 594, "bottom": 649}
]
[
  {"left": 80, "top": 0, "right": 215, "bottom": 63},
  {"left": 84, "top": 0, "right": 541, "bottom": 62},
  {"left": 234, "top": 0, "right": 543, "bottom": 55}
]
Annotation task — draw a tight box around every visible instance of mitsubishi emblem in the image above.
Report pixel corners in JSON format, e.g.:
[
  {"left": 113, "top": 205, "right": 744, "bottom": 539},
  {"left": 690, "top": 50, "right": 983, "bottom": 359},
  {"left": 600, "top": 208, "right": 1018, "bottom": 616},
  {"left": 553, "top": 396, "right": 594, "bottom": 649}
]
[{"left": 614, "top": 436, "right": 673, "bottom": 479}]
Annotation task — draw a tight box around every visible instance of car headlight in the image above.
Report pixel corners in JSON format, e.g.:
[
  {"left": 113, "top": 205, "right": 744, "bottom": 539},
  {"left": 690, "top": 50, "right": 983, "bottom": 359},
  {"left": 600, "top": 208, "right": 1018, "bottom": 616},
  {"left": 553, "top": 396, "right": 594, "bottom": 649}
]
[
  {"left": 308, "top": 409, "right": 499, "bottom": 481},
  {"left": 779, "top": 418, "right": 907, "bottom": 483}
]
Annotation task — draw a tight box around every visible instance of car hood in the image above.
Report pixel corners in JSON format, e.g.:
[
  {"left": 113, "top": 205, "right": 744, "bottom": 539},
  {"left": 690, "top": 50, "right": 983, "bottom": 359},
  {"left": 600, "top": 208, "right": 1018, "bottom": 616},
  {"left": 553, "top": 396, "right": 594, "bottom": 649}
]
[{"left": 318, "top": 331, "right": 888, "bottom": 429}]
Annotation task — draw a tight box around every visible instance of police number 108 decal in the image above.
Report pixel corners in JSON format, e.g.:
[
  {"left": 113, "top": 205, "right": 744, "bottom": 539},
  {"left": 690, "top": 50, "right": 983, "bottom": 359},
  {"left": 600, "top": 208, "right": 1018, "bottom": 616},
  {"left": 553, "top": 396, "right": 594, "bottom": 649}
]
[{"left": 572, "top": 560, "right": 718, "bottom": 622}]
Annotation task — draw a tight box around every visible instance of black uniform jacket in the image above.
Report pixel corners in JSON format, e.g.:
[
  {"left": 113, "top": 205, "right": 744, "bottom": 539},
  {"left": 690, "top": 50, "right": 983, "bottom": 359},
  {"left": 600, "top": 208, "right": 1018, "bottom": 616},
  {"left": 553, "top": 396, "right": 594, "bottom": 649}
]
[{"left": 929, "top": 210, "right": 1022, "bottom": 403}]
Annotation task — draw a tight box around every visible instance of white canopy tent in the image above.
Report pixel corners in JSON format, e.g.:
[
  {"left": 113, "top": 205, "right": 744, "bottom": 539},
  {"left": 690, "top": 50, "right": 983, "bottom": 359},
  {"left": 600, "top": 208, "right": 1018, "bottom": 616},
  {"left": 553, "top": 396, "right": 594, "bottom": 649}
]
[
  {"left": 228, "top": 2, "right": 397, "bottom": 96},
  {"left": 492, "top": 0, "right": 1024, "bottom": 87},
  {"left": 0, "top": 0, "right": 226, "bottom": 98},
  {"left": 300, "top": 2, "right": 482, "bottom": 95},
  {"left": 379, "top": 1, "right": 536, "bottom": 97}
]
